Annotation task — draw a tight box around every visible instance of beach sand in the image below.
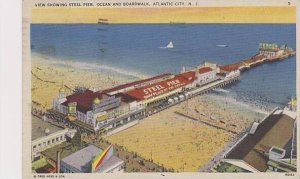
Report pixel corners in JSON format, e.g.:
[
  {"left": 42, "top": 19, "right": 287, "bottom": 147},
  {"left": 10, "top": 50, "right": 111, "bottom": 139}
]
[
  {"left": 31, "top": 54, "right": 129, "bottom": 109},
  {"left": 107, "top": 95, "right": 263, "bottom": 172},
  {"left": 176, "top": 95, "right": 265, "bottom": 134},
  {"left": 31, "top": 53, "right": 266, "bottom": 172}
]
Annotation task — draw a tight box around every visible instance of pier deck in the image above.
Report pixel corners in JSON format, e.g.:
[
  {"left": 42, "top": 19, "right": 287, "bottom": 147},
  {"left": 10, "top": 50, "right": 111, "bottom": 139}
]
[{"left": 220, "top": 51, "right": 295, "bottom": 72}]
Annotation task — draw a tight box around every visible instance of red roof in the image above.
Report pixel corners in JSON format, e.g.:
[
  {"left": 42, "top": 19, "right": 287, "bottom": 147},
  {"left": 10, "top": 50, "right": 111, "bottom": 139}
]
[
  {"left": 62, "top": 90, "right": 102, "bottom": 113},
  {"left": 220, "top": 63, "right": 241, "bottom": 72},
  {"left": 125, "top": 76, "right": 194, "bottom": 101},
  {"left": 176, "top": 71, "right": 196, "bottom": 81},
  {"left": 220, "top": 54, "right": 266, "bottom": 72},
  {"left": 175, "top": 67, "right": 212, "bottom": 82},
  {"left": 102, "top": 73, "right": 172, "bottom": 94},
  {"left": 199, "top": 67, "right": 213, "bottom": 74},
  {"left": 244, "top": 54, "right": 265, "bottom": 64}
]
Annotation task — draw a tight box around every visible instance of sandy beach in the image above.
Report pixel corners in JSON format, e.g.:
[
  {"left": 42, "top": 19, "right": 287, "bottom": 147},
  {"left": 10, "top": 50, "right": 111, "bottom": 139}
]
[
  {"left": 31, "top": 54, "right": 131, "bottom": 109},
  {"left": 177, "top": 95, "right": 266, "bottom": 134},
  {"left": 32, "top": 53, "right": 267, "bottom": 172},
  {"left": 107, "top": 95, "right": 264, "bottom": 172}
]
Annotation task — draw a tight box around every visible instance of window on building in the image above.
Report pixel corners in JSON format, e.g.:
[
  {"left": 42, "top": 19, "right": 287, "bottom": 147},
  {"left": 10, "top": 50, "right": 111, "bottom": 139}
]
[
  {"left": 60, "top": 136, "right": 63, "bottom": 140},
  {"left": 56, "top": 137, "right": 59, "bottom": 142},
  {"left": 47, "top": 140, "right": 50, "bottom": 145},
  {"left": 52, "top": 139, "right": 55, "bottom": 143}
]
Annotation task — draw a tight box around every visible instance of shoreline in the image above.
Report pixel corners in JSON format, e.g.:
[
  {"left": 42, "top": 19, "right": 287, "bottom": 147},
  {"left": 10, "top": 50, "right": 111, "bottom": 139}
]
[
  {"left": 31, "top": 53, "right": 279, "bottom": 115},
  {"left": 32, "top": 52, "right": 285, "bottom": 172},
  {"left": 106, "top": 94, "right": 262, "bottom": 172},
  {"left": 31, "top": 54, "right": 132, "bottom": 109}
]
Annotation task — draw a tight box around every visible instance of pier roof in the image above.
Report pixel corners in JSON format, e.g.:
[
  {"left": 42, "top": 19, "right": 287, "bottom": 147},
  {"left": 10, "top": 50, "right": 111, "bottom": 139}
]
[
  {"left": 243, "top": 54, "right": 266, "bottom": 64},
  {"left": 114, "top": 93, "right": 138, "bottom": 103},
  {"left": 124, "top": 75, "right": 193, "bottom": 101},
  {"left": 198, "top": 67, "right": 213, "bottom": 74},
  {"left": 176, "top": 67, "right": 212, "bottom": 80},
  {"left": 176, "top": 71, "right": 196, "bottom": 81},
  {"left": 220, "top": 63, "right": 241, "bottom": 72},
  {"left": 226, "top": 113, "right": 295, "bottom": 172},
  {"left": 102, "top": 73, "right": 172, "bottom": 94}
]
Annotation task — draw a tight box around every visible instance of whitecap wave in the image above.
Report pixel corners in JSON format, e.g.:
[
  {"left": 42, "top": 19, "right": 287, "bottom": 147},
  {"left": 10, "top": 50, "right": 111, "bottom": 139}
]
[
  {"left": 207, "top": 93, "right": 269, "bottom": 115},
  {"left": 213, "top": 88, "right": 230, "bottom": 93}
]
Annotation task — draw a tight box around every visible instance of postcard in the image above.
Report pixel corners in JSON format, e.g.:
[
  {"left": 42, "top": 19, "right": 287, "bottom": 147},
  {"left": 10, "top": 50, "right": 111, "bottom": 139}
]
[{"left": 22, "top": 0, "right": 299, "bottom": 178}]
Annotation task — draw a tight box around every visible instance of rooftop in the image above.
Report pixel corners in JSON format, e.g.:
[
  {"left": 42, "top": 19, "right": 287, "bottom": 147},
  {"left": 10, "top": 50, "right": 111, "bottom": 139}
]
[
  {"left": 102, "top": 73, "right": 172, "bottom": 94},
  {"left": 61, "top": 89, "right": 102, "bottom": 113},
  {"left": 243, "top": 54, "right": 266, "bottom": 64},
  {"left": 220, "top": 63, "right": 241, "bottom": 72},
  {"left": 32, "top": 115, "right": 64, "bottom": 141},
  {"left": 226, "top": 113, "right": 295, "bottom": 172},
  {"left": 114, "top": 93, "right": 138, "bottom": 103},
  {"left": 198, "top": 67, "right": 213, "bottom": 74},
  {"left": 125, "top": 75, "right": 194, "bottom": 101},
  {"left": 176, "top": 71, "right": 196, "bottom": 81},
  {"left": 61, "top": 144, "right": 123, "bottom": 173},
  {"left": 61, "top": 144, "right": 103, "bottom": 173},
  {"left": 41, "top": 142, "right": 88, "bottom": 163}
]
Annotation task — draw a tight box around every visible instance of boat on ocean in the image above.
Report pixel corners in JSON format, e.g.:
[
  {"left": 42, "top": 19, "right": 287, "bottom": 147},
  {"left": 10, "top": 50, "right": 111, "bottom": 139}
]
[
  {"left": 98, "top": 18, "right": 109, "bottom": 25},
  {"left": 166, "top": 41, "right": 174, "bottom": 48},
  {"left": 160, "top": 41, "right": 174, "bottom": 49},
  {"left": 216, "top": 44, "right": 229, "bottom": 48}
]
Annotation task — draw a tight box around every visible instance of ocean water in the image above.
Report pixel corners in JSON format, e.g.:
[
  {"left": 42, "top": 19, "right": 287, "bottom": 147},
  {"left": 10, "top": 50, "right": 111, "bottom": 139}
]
[{"left": 31, "top": 24, "right": 296, "bottom": 110}]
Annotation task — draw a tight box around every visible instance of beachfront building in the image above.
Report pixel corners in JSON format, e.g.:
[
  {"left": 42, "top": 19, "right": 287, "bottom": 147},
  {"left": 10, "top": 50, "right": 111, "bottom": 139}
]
[
  {"left": 60, "top": 145, "right": 124, "bottom": 173},
  {"left": 53, "top": 88, "right": 137, "bottom": 131},
  {"left": 31, "top": 115, "right": 76, "bottom": 161},
  {"left": 217, "top": 107, "right": 297, "bottom": 172},
  {"left": 53, "top": 85, "right": 146, "bottom": 131}
]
